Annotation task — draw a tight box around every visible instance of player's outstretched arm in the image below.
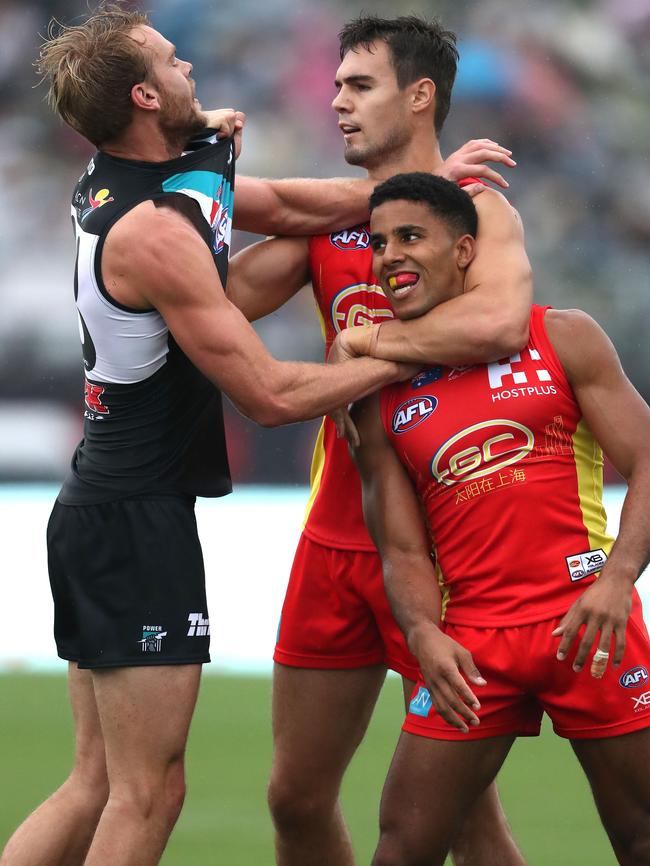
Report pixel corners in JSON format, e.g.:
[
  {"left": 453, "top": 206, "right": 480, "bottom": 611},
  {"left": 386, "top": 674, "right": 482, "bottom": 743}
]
[
  {"left": 547, "top": 309, "right": 650, "bottom": 675},
  {"left": 227, "top": 236, "right": 310, "bottom": 322},
  {"left": 234, "top": 138, "right": 517, "bottom": 238},
  {"left": 102, "top": 202, "right": 404, "bottom": 426},
  {"left": 342, "top": 188, "right": 532, "bottom": 366},
  {"left": 350, "top": 393, "right": 486, "bottom": 732},
  {"left": 234, "top": 175, "right": 374, "bottom": 236}
]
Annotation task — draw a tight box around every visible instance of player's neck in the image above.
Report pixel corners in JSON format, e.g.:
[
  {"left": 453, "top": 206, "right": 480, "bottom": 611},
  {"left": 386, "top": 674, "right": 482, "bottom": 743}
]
[
  {"left": 366, "top": 135, "right": 444, "bottom": 183},
  {"left": 102, "top": 123, "right": 184, "bottom": 163}
]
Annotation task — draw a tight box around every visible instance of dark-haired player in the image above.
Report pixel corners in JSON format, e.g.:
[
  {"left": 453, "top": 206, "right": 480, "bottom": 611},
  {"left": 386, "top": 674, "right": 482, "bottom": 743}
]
[
  {"left": 350, "top": 172, "right": 650, "bottom": 866},
  {"left": 228, "top": 14, "right": 530, "bottom": 866}
]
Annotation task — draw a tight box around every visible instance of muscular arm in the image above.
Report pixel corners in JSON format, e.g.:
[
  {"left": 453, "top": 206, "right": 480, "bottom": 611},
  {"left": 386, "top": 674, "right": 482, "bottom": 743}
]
[
  {"left": 351, "top": 394, "right": 486, "bottom": 731},
  {"left": 227, "top": 236, "right": 310, "bottom": 322},
  {"left": 102, "top": 203, "right": 402, "bottom": 427},
  {"left": 344, "top": 189, "right": 532, "bottom": 365},
  {"left": 547, "top": 309, "right": 650, "bottom": 670},
  {"left": 233, "top": 138, "right": 518, "bottom": 239},
  {"left": 234, "top": 175, "right": 374, "bottom": 236}
]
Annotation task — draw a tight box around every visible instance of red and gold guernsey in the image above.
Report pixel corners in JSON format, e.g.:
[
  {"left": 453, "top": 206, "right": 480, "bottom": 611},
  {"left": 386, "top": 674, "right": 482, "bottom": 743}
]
[
  {"left": 379, "top": 305, "right": 616, "bottom": 627},
  {"left": 302, "top": 178, "right": 484, "bottom": 551},
  {"left": 302, "top": 221, "right": 393, "bottom": 550}
]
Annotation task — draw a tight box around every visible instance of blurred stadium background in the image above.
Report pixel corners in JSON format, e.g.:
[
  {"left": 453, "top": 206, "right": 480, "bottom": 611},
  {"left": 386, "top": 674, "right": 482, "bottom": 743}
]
[{"left": 1, "top": 0, "right": 649, "bottom": 862}]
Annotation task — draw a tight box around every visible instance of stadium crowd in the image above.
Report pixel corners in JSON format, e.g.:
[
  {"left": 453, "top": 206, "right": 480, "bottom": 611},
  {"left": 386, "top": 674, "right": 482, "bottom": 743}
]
[{"left": 1, "top": 0, "right": 649, "bottom": 483}]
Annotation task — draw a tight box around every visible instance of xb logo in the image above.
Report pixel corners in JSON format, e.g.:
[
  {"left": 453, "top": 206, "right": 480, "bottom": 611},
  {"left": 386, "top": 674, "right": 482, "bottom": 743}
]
[{"left": 431, "top": 420, "right": 534, "bottom": 486}]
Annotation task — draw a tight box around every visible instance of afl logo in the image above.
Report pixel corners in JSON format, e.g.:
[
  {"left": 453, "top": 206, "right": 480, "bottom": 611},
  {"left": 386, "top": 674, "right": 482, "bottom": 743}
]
[
  {"left": 619, "top": 666, "right": 649, "bottom": 689},
  {"left": 392, "top": 396, "right": 438, "bottom": 434},
  {"left": 431, "top": 419, "right": 534, "bottom": 486},
  {"left": 331, "top": 283, "right": 394, "bottom": 333},
  {"left": 330, "top": 226, "right": 370, "bottom": 250}
]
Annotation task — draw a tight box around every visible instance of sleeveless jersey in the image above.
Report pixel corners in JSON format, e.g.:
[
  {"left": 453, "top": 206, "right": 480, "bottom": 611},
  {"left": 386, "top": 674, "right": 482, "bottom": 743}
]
[
  {"left": 302, "top": 177, "right": 483, "bottom": 551},
  {"left": 379, "top": 305, "right": 615, "bottom": 627},
  {"left": 303, "top": 221, "right": 392, "bottom": 549},
  {"left": 59, "top": 132, "right": 235, "bottom": 505}
]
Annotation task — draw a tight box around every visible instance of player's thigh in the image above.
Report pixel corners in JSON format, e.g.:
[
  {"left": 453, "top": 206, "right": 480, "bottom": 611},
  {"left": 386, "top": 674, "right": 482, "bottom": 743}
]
[
  {"left": 271, "top": 663, "right": 387, "bottom": 792},
  {"left": 67, "top": 663, "right": 107, "bottom": 778},
  {"left": 571, "top": 726, "right": 650, "bottom": 842},
  {"left": 379, "top": 732, "right": 515, "bottom": 855},
  {"left": 91, "top": 663, "right": 202, "bottom": 778}
]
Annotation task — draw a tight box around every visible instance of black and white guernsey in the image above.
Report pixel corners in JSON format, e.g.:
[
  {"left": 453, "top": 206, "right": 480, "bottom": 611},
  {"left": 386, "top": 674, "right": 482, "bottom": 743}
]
[{"left": 59, "top": 132, "right": 235, "bottom": 504}]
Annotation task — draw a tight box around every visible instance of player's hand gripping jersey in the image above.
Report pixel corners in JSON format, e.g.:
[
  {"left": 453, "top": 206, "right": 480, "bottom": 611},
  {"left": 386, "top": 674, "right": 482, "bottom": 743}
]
[{"left": 380, "top": 305, "right": 618, "bottom": 627}]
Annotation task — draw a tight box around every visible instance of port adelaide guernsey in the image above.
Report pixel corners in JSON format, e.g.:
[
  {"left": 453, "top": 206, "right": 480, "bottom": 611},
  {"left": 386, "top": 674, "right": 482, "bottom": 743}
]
[{"left": 59, "top": 131, "right": 235, "bottom": 505}]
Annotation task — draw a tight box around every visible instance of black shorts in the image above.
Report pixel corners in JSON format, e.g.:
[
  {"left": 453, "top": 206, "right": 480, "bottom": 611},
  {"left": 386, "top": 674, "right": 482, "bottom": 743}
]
[{"left": 47, "top": 496, "right": 211, "bottom": 669}]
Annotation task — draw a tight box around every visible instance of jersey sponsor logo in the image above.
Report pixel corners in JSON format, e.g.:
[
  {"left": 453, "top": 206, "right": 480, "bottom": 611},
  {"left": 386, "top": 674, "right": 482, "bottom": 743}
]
[
  {"left": 431, "top": 420, "right": 534, "bottom": 487},
  {"left": 329, "top": 226, "right": 370, "bottom": 250},
  {"left": 84, "top": 381, "right": 109, "bottom": 417},
  {"left": 211, "top": 179, "right": 231, "bottom": 255},
  {"left": 81, "top": 187, "right": 115, "bottom": 221},
  {"left": 409, "top": 686, "right": 433, "bottom": 717},
  {"left": 620, "top": 666, "right": 649, "bottom": 690},
  {"left": 187, "top": 612, "right": 210, "bottom": 637},
  {"left": 392, "top": 396, "right": 438, "bottom": 434},
  {"left": 488, "top": 350, "right": 555, "bottom": 402},
  {"left": 139, "top": 625, "right": 167, "bottom": 652},
  {"left": 411, "top": 367, "right": 443, "bottom": 388},
  {"left": 565, "top": 549, "right": 608, "bottom": 582},
  {"left": 330, "top": 283, "right": 393, "bottom": 332},
  {"left": 632, "top": 691, "right": 650, "bottom": 712}
]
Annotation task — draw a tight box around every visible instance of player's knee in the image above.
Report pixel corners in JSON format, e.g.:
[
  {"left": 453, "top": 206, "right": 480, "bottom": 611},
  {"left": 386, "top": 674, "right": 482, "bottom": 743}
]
[
  {"left": 107, "top": 755, "right": 187, "bottom": 827},
  {"left": 267, "top": 773, "right": 335, "bottom": 832}
]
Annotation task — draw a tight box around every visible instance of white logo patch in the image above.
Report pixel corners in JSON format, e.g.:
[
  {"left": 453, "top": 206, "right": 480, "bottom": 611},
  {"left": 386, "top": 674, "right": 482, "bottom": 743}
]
[{"left": 565, "top": 549, "right": 608, "bottom": 581}]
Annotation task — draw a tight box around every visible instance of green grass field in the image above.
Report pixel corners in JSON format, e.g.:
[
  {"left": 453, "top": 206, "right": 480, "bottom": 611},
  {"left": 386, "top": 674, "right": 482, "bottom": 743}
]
[{"left": 1, "top": 673, "right": 615, "bottom": 865}]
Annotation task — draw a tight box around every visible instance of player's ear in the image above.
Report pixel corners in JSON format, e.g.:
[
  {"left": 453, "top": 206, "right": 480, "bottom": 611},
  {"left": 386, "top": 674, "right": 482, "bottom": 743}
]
[
  {"left": 455, "top": 235, "right": 475, "bottom": 270},
  {"left": 131, "top": 80, "right": 160, "bottom": 112},
  {"left": 410, "top": 78, "right": 435, "bottom": 115}
]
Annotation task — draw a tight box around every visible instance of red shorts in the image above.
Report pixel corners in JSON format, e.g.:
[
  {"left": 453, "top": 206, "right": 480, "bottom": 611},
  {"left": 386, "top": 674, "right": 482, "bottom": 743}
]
[
  {"left": 274, "top": 533, "right": 419, "bottom": 680},
  {"left": 404, "top": 599, "right": 650, "bottom": 741}
]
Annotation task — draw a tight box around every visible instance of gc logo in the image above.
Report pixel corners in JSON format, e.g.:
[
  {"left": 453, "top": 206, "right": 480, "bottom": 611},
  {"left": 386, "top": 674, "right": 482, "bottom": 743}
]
[
  {"left": 431, "top": 419, "right": 534, "bottom": 486},
  {"left": 331, "top": 283, "right": 394, "bottom": 333}
]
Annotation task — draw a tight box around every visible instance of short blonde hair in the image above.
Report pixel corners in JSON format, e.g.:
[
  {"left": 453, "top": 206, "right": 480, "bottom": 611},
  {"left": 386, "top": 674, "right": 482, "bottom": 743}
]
[{"left": 37, "top": 4, "right": 151, "bottom": 146}]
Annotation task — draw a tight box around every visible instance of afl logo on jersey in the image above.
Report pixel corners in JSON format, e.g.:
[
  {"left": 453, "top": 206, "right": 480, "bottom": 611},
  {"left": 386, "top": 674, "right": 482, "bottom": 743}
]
[
  {"left": 392, "top": 396, "right": 438, "bottom": 434},
  {"left": 620, "top": 666, "right": 649, "bottom": 689},
  {"left": 331, "top": 283, "right": 394, "bottom": 333},
  {"left": 431, "top": 419, "right": 534, "bottom": 487},
  {"left": 330, "top": 226, "right": 370, "bottom": 250}
]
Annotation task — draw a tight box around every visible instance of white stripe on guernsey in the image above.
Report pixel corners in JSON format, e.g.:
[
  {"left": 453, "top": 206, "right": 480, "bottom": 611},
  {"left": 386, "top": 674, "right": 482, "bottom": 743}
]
[{"left": 168, "top": 188, "right": 214, "bottom": 224}]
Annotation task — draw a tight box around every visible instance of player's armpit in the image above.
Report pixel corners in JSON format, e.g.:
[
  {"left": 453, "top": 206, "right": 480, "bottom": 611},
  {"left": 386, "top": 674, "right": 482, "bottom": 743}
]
[
  {"left": 234, "top": 175, "right": 374, "bottom": 236},
  {"left": 363, "top": 188, "right": 532, "bottom": 367},
  {"left": 228, "top": 236, "right": 310, "bottom": 322},
  {"left": 103, "top": 204, "right": 402, "bottom": 427},
  {"left": 547, "top": 308, "right": 650, "bottom": 673}
]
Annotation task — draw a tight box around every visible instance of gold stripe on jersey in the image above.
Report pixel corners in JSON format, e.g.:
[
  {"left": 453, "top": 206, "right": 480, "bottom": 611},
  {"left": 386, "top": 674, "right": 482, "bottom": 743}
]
[
  {"left": 303, "top": 420, "right": 326, "bottom": 528},
  {"left": 572, "top": 418, "right": 614, "bottom": 554},
  {"left": 302, "top": 298, "right": 329, "bottom": 528}
]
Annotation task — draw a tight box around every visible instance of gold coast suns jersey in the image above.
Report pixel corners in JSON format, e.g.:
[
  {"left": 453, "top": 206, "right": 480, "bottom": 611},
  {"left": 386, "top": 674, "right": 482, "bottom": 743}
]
[
  {"left": 302, "top": 179, "right": 484, "bottom": 550},
  {"left": 303, "top": 222, "right": 392, "bottom": 549},
  {"left": 380, "top": 305, "right": 617, "bottom": 627}
]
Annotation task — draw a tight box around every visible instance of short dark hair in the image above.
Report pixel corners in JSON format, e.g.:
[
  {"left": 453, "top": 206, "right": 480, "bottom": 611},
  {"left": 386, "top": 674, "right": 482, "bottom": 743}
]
[
  {"left": 369, "top": 173, "right": 478, "bottom": 238},
  {"left": 339, "top": 15, "right": 458, "bottom": 134}
]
